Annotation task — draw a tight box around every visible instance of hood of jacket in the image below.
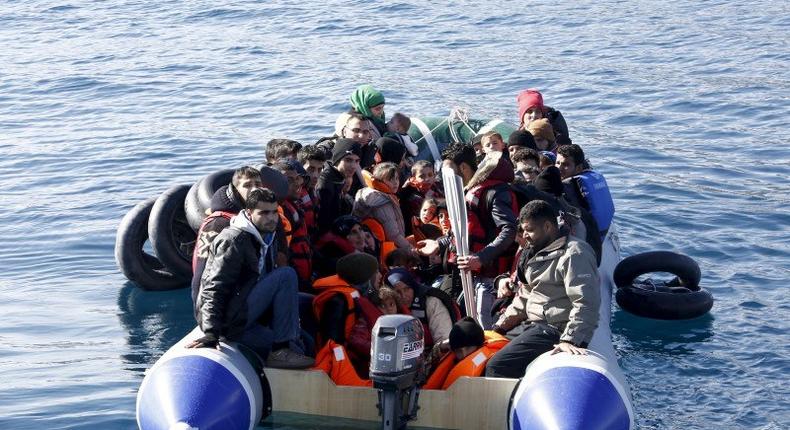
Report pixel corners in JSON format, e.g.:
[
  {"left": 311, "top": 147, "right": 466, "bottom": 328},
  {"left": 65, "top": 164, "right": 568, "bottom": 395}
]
[
  {"left": 210, "top": 184, "right": 243, "bottom": 212},
  {"left": 466, "top": 151, "right": 515, "bottom": 190}
]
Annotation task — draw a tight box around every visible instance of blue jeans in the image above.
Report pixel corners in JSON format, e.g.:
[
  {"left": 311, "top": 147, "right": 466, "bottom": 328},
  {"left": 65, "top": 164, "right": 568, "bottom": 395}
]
[
  {"left": 239, "top": 267, "right": 300, "bottom": 356},
  {"left": 475, "top": 277, "right": 495, "bottom": 329}
]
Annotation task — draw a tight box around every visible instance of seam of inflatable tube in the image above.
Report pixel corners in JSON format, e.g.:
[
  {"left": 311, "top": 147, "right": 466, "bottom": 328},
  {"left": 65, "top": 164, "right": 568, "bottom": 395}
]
[
  {"left": 475, "top": 118, "right": 504, "bottom": 136},
  {"left": 411, "top": 117, "right": 442, "bottom": 162}
]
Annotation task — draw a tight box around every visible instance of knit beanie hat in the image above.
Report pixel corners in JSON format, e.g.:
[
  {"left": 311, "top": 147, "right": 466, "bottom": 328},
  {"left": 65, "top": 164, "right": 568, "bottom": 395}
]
[
  {"left": 258, "top": 165, "right": 289, "bottom": 203},
  {"left": 337, "top": 253, "right": 379, "bottom": 286},
  {"left": 533, "top": 166, "right": 564, "bottom": 197},
  {"left": 516, "top": 89, "right": 545, "bottom": 126},
  {"left": 331, "top": 138, "right": 362, "bottom": 165},
  {"left": 508, "top": 130, "right": 537, "bottom": 150},
  {"left": 527, "top": 118, "right": 555, "bottom": 143},
  {"left": 449, "top": 316, "right": 485, "bottom": 350},
  {"left": 375, "top": 137, "right": 407, "bottom": 164},
  {"left": 332, "top": 215, "right": 362, "bottom": 237}
]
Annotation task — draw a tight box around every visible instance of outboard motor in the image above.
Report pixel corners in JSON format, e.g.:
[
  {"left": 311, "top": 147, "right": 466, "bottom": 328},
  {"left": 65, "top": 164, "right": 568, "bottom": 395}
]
[{"left": 370, "top": 314, "right": 425, "bottom": 430}]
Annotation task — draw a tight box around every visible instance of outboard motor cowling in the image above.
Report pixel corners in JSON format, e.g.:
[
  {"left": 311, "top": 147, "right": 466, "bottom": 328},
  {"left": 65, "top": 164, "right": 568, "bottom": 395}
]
[{"left": 370, "top": 315, "right": 424, "bottom": 430}]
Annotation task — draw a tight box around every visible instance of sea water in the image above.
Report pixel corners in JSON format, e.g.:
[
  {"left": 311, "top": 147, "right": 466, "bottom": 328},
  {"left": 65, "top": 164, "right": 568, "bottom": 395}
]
[{"left": 0, "top": 1, "right": 788, "bottom": 429}]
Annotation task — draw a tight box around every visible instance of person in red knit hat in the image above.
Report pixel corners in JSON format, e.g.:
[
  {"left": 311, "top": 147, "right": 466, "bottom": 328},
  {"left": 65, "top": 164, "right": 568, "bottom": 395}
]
[{"left": 516, "top": 88, "right": 571, "bottom": 142}]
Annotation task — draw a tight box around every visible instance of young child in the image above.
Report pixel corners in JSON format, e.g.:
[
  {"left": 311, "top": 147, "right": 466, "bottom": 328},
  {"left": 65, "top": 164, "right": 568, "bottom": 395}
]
[
  {"left": 480, "top": 131, "right": 506, "bottom": 154},
  {"left": 527, "top": 118, "right": 557, "bottom": 152},
  {"left": 386, "top": 112, "right": 419, "bottom": 157},
  {"left": 376, "top": 286, "right": 400, "bottom": 315},
  {"left": 511, "top": 147, "right": 541, "bottom": 183},
  {"left": 399, "top": 160, "right": 443, "bottom": 236}
]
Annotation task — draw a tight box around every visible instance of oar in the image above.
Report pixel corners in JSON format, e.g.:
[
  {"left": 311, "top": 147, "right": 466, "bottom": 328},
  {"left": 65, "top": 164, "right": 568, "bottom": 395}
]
[{"left": 441, "top": 167, "right": 479, "bottom": 323}]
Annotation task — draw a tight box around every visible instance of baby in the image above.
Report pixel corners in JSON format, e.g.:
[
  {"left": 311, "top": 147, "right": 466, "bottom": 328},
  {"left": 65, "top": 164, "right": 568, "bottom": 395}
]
[{"left": 386, "top": 112, "right": 419, "bottom": 157}]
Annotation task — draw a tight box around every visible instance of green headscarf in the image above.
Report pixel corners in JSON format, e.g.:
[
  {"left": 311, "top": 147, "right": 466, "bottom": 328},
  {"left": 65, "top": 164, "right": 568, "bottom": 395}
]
[{"left": 350, "top": 84, "right": 386, "bottom": 128}]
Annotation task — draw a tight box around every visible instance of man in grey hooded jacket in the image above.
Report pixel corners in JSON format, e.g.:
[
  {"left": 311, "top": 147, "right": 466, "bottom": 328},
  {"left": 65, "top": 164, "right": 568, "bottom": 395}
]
[
  {"left": 485, "top": 200, "right": 600, "bottom": 378},
  {"left": 188, "top": 188, "right": 314, "bottom": 369}
]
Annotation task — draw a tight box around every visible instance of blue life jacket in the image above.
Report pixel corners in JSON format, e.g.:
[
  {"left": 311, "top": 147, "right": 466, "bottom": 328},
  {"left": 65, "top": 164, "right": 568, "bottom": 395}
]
[{"left": 571, "top": 171, "right": 615, "bottom": 238}]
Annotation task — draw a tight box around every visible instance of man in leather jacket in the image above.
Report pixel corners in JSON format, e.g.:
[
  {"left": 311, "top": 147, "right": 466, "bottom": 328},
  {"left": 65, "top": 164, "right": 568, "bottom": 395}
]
[{"left": 188, "top": 188, "right": 314, "bottom": 369}]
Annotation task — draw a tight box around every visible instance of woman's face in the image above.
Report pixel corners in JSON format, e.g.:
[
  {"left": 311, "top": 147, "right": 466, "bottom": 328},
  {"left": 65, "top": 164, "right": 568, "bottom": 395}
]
[
  {"left": 370, "top": 103, "right": 385, "bottom": 118},
  {"left": 346, "top": 224, "right": 366, "bottom": 251},
  {"left": 393, "top": 281, "right": 414, "bottom": 306},
  {"left": 522, "top": 107, "right": 543, "bottom": 125}
]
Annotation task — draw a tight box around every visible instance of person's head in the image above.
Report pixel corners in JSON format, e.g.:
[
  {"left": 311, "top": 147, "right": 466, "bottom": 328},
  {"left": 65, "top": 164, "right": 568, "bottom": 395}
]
[
  {"left": 511, "top": 147, "right": 541, "bottom": 182},
  {"left": 519, "top": 200, "right": 560, "bottom": 252},
  {"left": 297, "top": 145, "right": 327, "bottom": 190},
  {"left": 271, "top": 160, "right": 306, "bottom": 200},
  {"left": 372, "top": 162, "right": 400, "bottom": 193},
  {"left": 538, "top": 151, "right": 556, "bottom": 170},
  {"left": 265, "top": 138, "right": 301, "bottom": 164},
  {"left": 341, "top": 112, "right": 373, "bottom": 145},
  {"left": 245, "top": 188, "right": 279, "bottom": 234},
  {"left": 375, "top": 137, "right": 407, "bottom": 166},
  {"left": 441, "top": 142, "right": 477, "bottom": 185},
  {"left": 449, "top": 317, "right": 485, "bottom": 361},
  {"left": 555, "top": 144, "right": 586, "bottom": 180},
  {"left": 231, "top": 166, "right": 263, "bottom": 203},
  {"left": 386, "top": 268, "right": 420, "bottom": 307},
  {"left": 411, "top": 160, "right": 436, "bottom": 187},
  {"left": 517, "top": 88, "right": 545, "bottom": 128},
  {"left": 337, "top": 252, "right": 379, "bottom": 287},
  {"left": 436, "top": 201, "right": 451, "bottom": 234},
  {"left": 385, "top": 248, "right": 420, "bottom": 270},
  {"left": 507, "top": 130, "right": 538, "bottom": 158},
  {"left": 481, "top": 131, "right": 506, "bottom": 154},
  {"left": 377, "top": 287, "right": 400, "bottom": 315},
  {"left": 331, "top": 138, "right": 362, "bottom": 178},
  {"left": 387, "top": 112, "right": 411, "bottom": 135},
  {"left": 533, "top": 165, "right": 564, "bottom": 198},
  {"left": 471, "top": 135, "right": 484, "bottom": 158},
  {"left": 332, "top": 215, "right": 366, "bottom": 251},
  {"left": 419, "top": 197, "right": 439, "bottom": 224},
  {"left": 527, "top": 118, "right": 555, "bottom": 151},
  {"left": 350, "top": 84, "right": 386, "bottom": 120}
]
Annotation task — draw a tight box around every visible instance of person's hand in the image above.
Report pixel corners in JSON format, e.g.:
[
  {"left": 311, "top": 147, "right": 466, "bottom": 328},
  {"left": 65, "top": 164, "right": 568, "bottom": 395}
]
[
  {"left": 497, "top": 279, "right": 513, "bottom": 299},
  {"left": 416, "top": 239, "right": 439, "bottom": 256},
  {"left": 456, "top": 255, "right": 482, "bottom": 272},
  {"left": 186, "top": 333, "right": 221, "bottom": 350},
  {"left": 550, "top": 341, "right": 587, "bottom": 356}
]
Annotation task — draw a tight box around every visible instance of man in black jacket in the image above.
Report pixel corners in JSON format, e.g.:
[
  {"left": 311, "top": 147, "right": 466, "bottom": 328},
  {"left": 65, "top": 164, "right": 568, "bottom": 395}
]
[
  {"left": 188, "top": 188, "right": 314, "bottom": 369},
  {"left": 315, "top": 138, "right": 361, "bottom": 235}
]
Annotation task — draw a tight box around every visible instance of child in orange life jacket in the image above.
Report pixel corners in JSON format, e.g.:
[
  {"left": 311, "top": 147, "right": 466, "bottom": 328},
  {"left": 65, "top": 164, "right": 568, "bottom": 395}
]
[
  {"left": 296, "top": 145, "right": 326, "bottom": 242},
  {"left": 399, "top": 160, "right": 443, "bottom": 236},
  {"left": 423, "top": 316, "right": 506, "bottom": 390},
  {"left": 271, "top": 160, "right": 314, "bottom": 292}
]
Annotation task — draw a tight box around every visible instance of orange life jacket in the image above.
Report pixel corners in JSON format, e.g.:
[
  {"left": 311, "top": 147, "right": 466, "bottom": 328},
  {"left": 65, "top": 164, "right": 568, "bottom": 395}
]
[
  {"left": 360, "top": 217, "right": 398, "bottom": 267},
  {"left": 280, "top": 199, "right": 312, "bottom": 290},
  {"left": 422, "top": 331, "right": 509, "bottom": 390},
  {"left": 312, "top": 275, "right": 381, "bottom": 348},
  {"left": 313, "top": 340, "right": 372, "bottom": 387},
  {"left": 298, "top": 188, "right": 317, "bottom": 239}
]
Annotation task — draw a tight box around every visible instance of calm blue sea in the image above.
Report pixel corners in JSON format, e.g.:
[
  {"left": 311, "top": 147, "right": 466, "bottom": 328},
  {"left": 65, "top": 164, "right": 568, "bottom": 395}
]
[{"left": 1, "top": 1, "right": 788, "bottom": 429}]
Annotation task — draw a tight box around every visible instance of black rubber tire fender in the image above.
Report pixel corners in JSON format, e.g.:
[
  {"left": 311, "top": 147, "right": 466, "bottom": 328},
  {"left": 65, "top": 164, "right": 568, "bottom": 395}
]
[
  {"left": 614, "top": 251, "right": 701, "bottom": 290},
  {"left": 615, "top": 285, "right": 713, "bottom": 320},
  {"left": 197, "top": 168, "right": 235, "bottom": 211},
  {"left": 115, "top": 198, "right": 188, "bottom": 291},
  {"left": 184, "top": 179, "right": 206, "bottom": 232},
  {"left": 149, "top": 184, "right": 197, "bottom": 279}
]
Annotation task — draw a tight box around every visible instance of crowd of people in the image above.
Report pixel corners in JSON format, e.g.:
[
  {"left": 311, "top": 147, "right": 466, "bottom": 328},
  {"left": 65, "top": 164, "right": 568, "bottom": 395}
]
[{"left": 188, "top": 84, "right": 612, "bottom": 387}]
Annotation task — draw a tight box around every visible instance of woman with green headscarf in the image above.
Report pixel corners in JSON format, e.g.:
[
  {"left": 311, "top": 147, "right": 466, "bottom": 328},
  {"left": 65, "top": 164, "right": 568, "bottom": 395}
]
[{"left": 350, "top": 84, "right": 386, "bottom": 139}]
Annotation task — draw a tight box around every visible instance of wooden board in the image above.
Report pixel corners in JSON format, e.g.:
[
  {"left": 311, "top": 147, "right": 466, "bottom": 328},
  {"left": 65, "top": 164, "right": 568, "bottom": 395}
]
[{"left": 265, "top": 368, "right": 518, "bottom": 429}]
